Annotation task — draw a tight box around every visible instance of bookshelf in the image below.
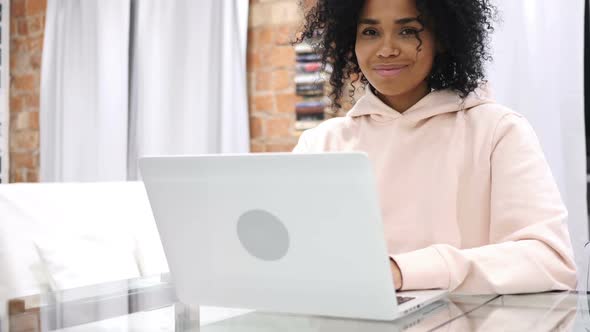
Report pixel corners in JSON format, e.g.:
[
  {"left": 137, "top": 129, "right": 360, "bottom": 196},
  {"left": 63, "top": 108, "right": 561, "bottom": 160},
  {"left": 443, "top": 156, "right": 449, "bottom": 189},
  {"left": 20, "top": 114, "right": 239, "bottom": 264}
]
[
  {"left": 293, "top": 37, "right": 331, "bottom": 131},
  {"left": 0, "top": 0, "right": 9, "bottom": 183}
]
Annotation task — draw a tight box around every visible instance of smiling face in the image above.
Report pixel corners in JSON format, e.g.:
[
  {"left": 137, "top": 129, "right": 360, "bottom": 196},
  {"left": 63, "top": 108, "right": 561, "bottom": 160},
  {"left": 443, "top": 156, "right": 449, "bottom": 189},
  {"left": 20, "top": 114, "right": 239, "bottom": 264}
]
[{"left": 355, "top": 0, "right": 437, "bottom": 111}]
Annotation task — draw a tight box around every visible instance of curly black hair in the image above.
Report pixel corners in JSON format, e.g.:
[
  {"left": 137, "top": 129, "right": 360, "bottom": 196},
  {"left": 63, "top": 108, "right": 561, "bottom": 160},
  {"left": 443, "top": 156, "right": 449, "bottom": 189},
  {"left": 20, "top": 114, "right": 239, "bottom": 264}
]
[{"left": 296, "top": 0, "right": 498, "bottom": 109}]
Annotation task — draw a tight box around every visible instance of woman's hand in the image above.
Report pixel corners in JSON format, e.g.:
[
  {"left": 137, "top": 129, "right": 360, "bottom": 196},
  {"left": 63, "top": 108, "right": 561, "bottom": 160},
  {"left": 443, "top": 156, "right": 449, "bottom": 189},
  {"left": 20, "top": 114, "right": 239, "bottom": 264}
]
[{"left": 390, "top": 258, "right": 403, "bottom": 290}]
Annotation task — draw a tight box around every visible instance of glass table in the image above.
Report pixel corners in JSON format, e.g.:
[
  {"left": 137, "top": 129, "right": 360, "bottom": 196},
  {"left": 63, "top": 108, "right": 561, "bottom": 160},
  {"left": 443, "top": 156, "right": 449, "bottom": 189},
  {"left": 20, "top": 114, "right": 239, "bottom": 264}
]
[{"left": 2, "top": 274, "right": 586, "bottom": 331}]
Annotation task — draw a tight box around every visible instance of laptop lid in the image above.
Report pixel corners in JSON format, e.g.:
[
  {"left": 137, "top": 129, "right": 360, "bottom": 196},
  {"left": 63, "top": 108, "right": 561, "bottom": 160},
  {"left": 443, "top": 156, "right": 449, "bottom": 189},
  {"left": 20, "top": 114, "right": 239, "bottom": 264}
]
[{"left": 139, "top": 153, "right": 399, "bottom": 320}]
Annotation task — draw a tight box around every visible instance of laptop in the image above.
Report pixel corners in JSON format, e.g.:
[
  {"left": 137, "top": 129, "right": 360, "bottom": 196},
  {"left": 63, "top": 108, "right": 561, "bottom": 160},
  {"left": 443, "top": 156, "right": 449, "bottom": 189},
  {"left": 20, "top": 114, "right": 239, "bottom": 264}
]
[{"left": 139, "top": 152, "right": 447, "bottom": 321}]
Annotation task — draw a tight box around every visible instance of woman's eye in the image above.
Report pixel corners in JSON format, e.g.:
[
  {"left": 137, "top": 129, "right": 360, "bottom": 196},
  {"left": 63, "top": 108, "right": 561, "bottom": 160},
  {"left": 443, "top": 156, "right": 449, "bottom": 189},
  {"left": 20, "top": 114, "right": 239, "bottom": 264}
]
[
  {"left": 400, "top": 28, "right": 419, "bottom": 36},
  {"left": 362, "top": 28, "right": 378, "bottom": 36}
]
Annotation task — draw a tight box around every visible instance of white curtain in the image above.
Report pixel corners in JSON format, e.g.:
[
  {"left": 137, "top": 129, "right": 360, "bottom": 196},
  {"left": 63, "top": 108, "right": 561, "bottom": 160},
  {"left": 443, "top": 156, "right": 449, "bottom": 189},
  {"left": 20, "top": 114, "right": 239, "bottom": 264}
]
[
  {"left": 487, "top": 1, "right": 587, "bottom": 287},
  {"left": 127, "top": 0, "right": 250, "bottom": 178},
  {"left": 40, "top": 0, "right": 130, "bottom": 182},
  {"left": 41, "top": 0, "right": 250, "bottom": 181}
]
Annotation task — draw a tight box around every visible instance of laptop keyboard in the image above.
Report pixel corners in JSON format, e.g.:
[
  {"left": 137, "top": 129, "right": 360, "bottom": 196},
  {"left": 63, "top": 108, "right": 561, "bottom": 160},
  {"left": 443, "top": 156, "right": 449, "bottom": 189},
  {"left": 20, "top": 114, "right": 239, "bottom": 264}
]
[{"left": 396, "top": 296, "right": 416, "bottom": 305}]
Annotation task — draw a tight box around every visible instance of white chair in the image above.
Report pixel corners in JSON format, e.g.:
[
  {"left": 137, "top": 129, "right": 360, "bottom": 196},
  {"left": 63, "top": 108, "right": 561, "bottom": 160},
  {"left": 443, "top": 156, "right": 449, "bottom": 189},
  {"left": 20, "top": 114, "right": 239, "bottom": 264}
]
[{"left": 0, "top": 182, "right": 169, "bottom": 301}]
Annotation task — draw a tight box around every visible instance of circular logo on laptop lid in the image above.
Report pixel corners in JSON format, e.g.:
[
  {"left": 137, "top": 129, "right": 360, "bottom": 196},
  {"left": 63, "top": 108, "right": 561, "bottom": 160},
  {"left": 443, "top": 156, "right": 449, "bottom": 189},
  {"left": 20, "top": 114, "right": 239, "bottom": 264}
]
[{"left": 237, "top": 209, "right": 290, "bottom": 261}]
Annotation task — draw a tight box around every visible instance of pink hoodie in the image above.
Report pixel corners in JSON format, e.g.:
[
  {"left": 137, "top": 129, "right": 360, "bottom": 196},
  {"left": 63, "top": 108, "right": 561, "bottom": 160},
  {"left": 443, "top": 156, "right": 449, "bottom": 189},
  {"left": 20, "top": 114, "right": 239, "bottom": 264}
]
[{"left": 293, "top": 87, "right": 577, "bottom": 294}]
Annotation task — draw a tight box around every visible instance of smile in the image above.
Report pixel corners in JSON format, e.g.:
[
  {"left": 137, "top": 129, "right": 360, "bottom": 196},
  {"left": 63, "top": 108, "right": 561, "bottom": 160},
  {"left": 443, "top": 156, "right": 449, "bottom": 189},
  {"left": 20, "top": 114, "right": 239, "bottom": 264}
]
[{"left": 373, "top": 65, "right": 408, "bottom": 78}]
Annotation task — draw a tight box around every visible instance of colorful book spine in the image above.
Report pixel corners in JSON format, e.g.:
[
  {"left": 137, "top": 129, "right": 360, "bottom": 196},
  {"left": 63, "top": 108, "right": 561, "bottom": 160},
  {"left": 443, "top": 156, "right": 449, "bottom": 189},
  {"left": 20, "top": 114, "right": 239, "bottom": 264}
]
[{"left": 294, "top": 40, "right": 329, "bottom": 131}]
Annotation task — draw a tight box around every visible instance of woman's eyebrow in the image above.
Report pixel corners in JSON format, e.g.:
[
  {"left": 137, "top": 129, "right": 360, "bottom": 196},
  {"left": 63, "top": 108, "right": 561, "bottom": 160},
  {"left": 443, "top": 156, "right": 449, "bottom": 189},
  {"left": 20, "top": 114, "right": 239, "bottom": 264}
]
[
  {"left": 358, "top": 18, "right": 379, "bottom": 25},
  {"left": 395, "top": 17, "right": 419, "bottom": 24},
  {"left": 358, "top": 17, "right": 419, "bottom": 25}
]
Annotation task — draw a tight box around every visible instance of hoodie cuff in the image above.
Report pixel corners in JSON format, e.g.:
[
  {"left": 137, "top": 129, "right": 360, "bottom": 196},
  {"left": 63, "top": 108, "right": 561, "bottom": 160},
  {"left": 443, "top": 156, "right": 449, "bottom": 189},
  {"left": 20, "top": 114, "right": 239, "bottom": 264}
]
[{"left": 392, "top": 246, "right": 450, "bottom": 291}]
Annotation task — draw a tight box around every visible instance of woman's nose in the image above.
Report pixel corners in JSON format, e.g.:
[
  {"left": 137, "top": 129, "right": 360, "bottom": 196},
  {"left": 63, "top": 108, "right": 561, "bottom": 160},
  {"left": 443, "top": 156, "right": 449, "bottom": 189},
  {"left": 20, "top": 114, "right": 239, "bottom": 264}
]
[{"left": 377, "top": 38, "right": 401, "bottom": 58}]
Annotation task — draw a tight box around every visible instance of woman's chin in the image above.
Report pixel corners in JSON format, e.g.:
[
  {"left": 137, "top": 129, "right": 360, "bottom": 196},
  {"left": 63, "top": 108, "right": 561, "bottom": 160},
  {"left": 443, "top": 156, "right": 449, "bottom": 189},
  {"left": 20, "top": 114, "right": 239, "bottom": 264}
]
[{"left": 369, "top": 84, "right": 408, "bottom": 98}]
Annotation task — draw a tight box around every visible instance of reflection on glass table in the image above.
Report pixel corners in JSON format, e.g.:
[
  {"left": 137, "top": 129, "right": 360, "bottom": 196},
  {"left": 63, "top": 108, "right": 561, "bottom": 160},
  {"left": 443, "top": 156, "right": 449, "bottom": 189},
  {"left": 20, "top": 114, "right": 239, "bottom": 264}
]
[
  {"left": 435, "top": 292, "right": 579, "bottom": 331},
  {"left": 2, "top": 274, "right": 588, "bottom": 332}
]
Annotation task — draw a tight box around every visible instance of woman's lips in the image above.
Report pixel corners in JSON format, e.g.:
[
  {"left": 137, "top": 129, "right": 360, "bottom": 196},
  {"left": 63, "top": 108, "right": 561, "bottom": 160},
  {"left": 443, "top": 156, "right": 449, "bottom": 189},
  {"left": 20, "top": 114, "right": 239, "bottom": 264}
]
[{"left": 373, "top": 65, "right": 408, "bottom": 78}]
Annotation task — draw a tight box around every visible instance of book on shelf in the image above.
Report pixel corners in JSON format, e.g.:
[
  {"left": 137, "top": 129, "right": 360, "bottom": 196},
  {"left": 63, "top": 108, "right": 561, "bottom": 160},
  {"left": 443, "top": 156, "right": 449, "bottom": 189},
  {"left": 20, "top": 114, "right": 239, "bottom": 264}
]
[
  {"left": 294, "top": 42, "right": 314, "bottom": 54},
  {"left": 293, "top": 35, "right": 332, "bottom": 132},
  {"left": 295, "top": 111, "right": 325, "bottom": 130},
  {"left": 294, "top": 72, "right": 328, "bottom": 85},
  {"left": 296, "top": 83, "right": 324, "bottom": 97},
  {"left": 296, "top": 100, "right": 325, "bottom": 116},
  {"left": 296, "top": 62, "right": 322, "bottom": 73},
  {"left": 296, "top": 53, "right": 322, "bottom": 63},
  {"left": 296, "top": 112, "right": 324, "bottom": 122}
]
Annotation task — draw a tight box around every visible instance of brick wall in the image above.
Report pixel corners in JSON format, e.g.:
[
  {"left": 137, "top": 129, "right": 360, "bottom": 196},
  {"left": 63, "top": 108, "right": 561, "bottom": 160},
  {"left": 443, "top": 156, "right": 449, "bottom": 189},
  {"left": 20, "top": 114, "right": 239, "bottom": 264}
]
[
  {"left": 247, "top": 0, "right": 304, "bottom": 153},
  {"left": 247, "top": 0, "right": 353, "bottom": 153},
  {"left": 9, "top": 0, "right": 45, "bottom": 182}
]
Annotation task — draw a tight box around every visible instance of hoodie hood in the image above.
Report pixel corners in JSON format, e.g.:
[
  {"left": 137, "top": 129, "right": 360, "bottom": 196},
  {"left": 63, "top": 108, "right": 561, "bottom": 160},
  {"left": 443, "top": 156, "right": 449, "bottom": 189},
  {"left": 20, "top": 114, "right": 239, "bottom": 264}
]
[{"left": 346, "top": 85, "right": 495, "bottom": 123}]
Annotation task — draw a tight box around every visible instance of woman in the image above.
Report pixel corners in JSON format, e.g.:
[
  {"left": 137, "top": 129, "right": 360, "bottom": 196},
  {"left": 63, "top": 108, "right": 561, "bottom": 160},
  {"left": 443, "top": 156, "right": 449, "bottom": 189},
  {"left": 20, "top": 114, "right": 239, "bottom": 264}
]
[{"left": 293, "top": 0, "right": 577, "bottom": 293}]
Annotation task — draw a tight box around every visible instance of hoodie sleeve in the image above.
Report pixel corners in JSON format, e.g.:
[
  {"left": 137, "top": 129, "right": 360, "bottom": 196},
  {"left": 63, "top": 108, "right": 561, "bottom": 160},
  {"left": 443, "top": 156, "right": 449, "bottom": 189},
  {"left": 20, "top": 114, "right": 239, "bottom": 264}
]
[
  {"left": 393, "top": 114, "right": 577, "bottom": 294},
  {"left": 292, "top": 128, "right": 317, "bottom": 153},
  {"left": 292, "top": 130, "right": 310, "bottom": 153}
]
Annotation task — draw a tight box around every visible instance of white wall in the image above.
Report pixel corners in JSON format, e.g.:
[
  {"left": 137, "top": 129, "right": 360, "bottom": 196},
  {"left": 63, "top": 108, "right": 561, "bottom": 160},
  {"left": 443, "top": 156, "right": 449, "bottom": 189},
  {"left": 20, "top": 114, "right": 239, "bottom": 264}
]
[{"left": 487, "top": 0, "right": 588, "bottom": 287}]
